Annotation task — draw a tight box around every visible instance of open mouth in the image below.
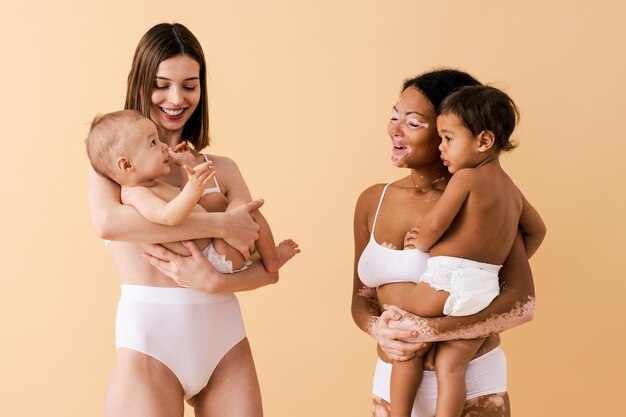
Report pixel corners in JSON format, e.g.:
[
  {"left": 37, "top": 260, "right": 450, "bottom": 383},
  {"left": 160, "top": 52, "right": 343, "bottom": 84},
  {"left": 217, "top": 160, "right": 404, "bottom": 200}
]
[
  {"left": 392, "top": 144, "right": 409, "bottom": 155},
  {"left": 160, "top": 107, "right": 187, "bottom": 120}
]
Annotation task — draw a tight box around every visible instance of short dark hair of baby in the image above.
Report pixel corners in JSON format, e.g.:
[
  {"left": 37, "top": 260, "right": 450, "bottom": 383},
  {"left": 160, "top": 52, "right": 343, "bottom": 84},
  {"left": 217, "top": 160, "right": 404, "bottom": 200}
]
[{"left": 438, "top": 85, "right": 520, "bottom": 152}]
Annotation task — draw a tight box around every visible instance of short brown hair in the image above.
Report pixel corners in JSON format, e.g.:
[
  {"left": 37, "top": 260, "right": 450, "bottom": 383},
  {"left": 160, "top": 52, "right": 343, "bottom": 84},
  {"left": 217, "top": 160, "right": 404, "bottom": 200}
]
[
  {"left": 439, "top": 85, "right": 519, "bottom": 152},
  {"left": 125, "top": 23, "right": 210, "bottom": 150},
  {"left": 85, "top": 110, "right": 143, "bottom": 178}
]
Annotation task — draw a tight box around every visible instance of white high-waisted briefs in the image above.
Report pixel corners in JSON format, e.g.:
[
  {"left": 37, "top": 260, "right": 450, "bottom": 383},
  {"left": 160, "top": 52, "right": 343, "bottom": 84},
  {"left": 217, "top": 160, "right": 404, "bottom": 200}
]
[
  {"left": 372, "top": 347, "right": 507, "bottom": 417},
  {"left": 420, "top": 256, "right": 501, "bottom": 316},
  {"left": 115, "top": 285, "right": 246, "bottom": 400}
]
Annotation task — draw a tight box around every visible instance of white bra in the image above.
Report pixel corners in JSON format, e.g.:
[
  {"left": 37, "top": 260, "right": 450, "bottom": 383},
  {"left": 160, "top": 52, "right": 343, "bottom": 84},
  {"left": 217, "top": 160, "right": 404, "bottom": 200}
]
[
  {"left": 201, "top": 154, "right": 221, "bottom": 196},
  {"left": 357, "top": 183, "right": 429, "bottom": 288}
]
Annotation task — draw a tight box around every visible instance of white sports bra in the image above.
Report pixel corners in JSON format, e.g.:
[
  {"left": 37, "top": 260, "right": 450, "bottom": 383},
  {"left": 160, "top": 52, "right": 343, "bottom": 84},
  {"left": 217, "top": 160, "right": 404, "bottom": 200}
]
[{"left": 357, "top": 183, "right": 429, "bottom": 288}]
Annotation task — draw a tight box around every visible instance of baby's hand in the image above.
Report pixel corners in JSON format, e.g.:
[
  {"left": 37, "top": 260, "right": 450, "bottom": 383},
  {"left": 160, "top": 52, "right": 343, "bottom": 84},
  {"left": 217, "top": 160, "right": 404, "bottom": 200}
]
[
  {"left": 403, "top": 226, "right": 420, "bottom": 250},
  {"left": 183, "top": 161, "right": 215, "bottom": 193},
  {"left": 168, "top": 141, "right": 197, "bottom": 167}
]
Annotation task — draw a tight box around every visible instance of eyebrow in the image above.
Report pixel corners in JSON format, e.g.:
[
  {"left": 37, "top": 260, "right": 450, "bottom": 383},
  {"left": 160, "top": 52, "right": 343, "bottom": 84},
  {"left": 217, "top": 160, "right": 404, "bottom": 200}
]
[
  {"left": 155, "top": 76, "right": 200, "bottom": 81},
  {"left": 392, "top": 106, "right": 426, "bottom": 118}
]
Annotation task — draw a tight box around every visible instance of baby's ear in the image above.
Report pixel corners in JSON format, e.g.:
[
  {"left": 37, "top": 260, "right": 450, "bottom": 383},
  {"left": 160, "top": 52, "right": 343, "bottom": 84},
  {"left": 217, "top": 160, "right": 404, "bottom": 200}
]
[
  {"left": 477, "top": 130, "right": 495, "bottom": 152},
  {"left": 116, "top": 157, "right": 133, "bottom": 174}
]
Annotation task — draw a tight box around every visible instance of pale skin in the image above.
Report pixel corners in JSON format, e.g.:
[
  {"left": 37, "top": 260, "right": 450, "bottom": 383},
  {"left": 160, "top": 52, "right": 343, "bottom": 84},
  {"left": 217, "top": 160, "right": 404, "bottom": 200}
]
[
  {"left": 351, "top": 86, "right": 536, "bottom": 417},
  {"left": 90, "top": 53, "right": 286, "bottom": 417},
  {"left": 389, "top": 112, "right": 546, "bottom": 417},
  {"left": 113, "top": 116, "right": 299, "bottom": 272}
]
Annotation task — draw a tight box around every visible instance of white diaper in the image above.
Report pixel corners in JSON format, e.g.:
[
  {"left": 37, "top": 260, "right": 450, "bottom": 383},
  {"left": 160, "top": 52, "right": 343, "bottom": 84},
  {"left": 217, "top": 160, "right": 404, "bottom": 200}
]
[
  {"left": 202, "top": 241, "right": 252, "bottom": 274},
  {"left": 421, "top": 256, "right": 501, "bottom": 317}
]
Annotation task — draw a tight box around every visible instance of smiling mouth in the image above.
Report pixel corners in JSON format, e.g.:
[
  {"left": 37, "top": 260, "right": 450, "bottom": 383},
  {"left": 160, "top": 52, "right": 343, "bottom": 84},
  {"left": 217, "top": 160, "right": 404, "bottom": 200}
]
[{"left": 160, "top": 107, "right": 186, "bottom": 117}]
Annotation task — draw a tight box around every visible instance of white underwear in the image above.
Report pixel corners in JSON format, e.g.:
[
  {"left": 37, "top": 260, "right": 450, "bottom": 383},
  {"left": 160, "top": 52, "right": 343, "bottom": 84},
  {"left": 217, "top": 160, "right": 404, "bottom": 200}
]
[
  {"left": 202, "top": 241, "right": 252, "bottom": 274},
  {"left": 372, "top": 348, "right": 507, "bottom": 417},
  {"left": 115, "top": 285, "right": 246, "bottom": 400},
  {"left": 421, "top": 256, "right": 501, "bottom": 316}
]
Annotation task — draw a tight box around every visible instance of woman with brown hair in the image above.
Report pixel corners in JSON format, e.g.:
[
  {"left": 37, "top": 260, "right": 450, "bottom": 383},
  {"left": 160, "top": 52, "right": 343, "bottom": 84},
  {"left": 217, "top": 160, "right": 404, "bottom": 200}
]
[
  {"left": 88, "top": 23, "right": 275, "bottom": 417},
  {"left": 352, "top": 69, "right": 536, "bottom": 417}
]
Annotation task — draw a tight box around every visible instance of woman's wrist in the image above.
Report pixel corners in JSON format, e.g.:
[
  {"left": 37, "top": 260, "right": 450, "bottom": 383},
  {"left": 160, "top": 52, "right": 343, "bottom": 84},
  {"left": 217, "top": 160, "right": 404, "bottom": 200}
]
[{"left": 367, "top": 315, "right": 380, "bottom": 339}]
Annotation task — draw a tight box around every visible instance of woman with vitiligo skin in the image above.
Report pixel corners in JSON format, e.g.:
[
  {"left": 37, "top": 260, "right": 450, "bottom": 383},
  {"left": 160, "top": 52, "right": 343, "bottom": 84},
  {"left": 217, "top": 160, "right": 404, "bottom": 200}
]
[
  {"left": 352, "top": 69, "right": 538, "bottom": 417},
  {"left": 387, "top": 85, "right": 545, "bottom": 417}
]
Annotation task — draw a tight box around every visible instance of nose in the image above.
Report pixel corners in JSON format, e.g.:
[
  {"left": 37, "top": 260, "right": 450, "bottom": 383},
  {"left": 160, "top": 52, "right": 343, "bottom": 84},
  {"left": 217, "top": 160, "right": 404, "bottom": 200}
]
[
  {"left": 438, "top": 140, "right": 445, "bottom": 152},
  {"left": 167, "top": 87, "right": 184, "bottom": 106},
  {"left": 389, "top": 121, "right": 403, "bottom": 137},
  {"left": 160, "top": 141, "right": 168, "bottom": 151}
]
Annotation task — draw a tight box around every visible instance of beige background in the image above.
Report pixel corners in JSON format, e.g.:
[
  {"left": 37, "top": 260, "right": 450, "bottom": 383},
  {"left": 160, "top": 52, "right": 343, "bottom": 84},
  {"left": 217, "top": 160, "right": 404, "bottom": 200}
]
[{"left": 1, "top": 0, "right": 624, "bottom": 415}]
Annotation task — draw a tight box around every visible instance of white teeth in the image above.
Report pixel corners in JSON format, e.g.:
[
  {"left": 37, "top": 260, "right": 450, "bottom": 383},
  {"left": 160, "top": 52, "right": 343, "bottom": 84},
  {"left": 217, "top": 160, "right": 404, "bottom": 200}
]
[{"left": 161, "top": 107, "right": 185, "bottom": 116}]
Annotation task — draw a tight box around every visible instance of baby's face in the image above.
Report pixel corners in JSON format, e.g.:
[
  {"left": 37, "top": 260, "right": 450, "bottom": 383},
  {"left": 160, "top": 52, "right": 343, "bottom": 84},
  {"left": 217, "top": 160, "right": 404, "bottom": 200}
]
[
  {"left": 125, "top": 118, "right": 171, "bottom": 181},
  {"left": 436, "top": 113, "right": 481, "bottom": 174}
]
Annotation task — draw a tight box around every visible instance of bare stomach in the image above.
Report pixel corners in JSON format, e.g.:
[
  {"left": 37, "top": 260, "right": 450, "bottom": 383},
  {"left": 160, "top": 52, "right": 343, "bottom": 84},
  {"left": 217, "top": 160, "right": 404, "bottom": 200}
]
[
  {"left": 105, "top": 240, "right": 205, "bottom": 287},
  {"left": 375, "top": 282, "right": 501, "bottom": 367}
]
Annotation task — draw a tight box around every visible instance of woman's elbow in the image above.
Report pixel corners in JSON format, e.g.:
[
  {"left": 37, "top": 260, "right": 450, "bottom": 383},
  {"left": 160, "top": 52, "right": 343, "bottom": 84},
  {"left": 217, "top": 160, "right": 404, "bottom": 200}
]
[
  {"left": 268, "top": 270, "right": 279, "bottom": 285},
  {"left": 91, "top": 212, "right": 114, "bottom": 240},
  {"left": 518, "top": 296, "right": 536, "bottom": 325}
]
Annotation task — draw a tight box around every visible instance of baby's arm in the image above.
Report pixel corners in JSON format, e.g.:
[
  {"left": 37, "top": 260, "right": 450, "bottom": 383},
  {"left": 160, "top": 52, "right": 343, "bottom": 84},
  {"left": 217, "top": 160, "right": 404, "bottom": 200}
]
[
  {"left": 518, "top": 194, "right": 546, "bottom": 258},
  {"left": 415, "top": 170, "right": 472, "bottom": 251},
  {"left": 88, "top": 168, "right": 263, "bottom": 257},
  {"left": 123, "top": 163, "right": 214, "bottom": 226}
]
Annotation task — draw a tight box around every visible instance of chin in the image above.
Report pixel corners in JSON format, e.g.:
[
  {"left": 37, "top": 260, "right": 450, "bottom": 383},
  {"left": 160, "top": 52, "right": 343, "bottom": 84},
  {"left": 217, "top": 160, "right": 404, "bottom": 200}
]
[{"left": 391, "top": 156, "right": 408, "bottom": 168}]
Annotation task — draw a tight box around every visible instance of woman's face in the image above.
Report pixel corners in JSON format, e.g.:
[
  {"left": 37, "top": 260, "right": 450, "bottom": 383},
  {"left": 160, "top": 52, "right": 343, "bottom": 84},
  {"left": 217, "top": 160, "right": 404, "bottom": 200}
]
[
  {"left": 387, "top": 87, "right": 441, "bottom": 169},
  {"left": 150, "top": 54, "right": 201, "bottom": 136}
]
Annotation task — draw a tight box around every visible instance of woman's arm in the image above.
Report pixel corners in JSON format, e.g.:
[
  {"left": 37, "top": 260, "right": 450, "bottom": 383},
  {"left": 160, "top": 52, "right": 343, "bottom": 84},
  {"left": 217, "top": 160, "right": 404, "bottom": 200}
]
[
  {"left": 142, "top": 241, "right": 279, "bottom": 293},
  {"left": 213, "top": 156, "right": 253, "bottom": 206},
  {"left": 88, "top": 168, "right": 261, "bottom": 256},
  {"left": 351, "top": 185, "right": 423, "bottom": 360},
  {"left": 389, "top": 230, "right": 535, "bottom": 342}
]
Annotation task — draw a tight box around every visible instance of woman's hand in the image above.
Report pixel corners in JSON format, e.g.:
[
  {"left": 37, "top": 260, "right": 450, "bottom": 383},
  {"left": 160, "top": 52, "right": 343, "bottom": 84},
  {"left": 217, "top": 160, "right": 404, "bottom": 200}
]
[
  {"left": 222, "top": 200, "right": 264, "bottom": 259},
  {"left": 143, "top": 241, "right": 224, "bottom": 293},
  {"left": 371, "top": 306, "right": 427, "bottom": 361}
]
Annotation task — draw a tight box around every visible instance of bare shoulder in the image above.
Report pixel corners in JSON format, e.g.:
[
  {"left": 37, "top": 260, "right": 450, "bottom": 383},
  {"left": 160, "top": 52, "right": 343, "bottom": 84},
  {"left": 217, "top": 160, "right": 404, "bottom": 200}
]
[
  {"left": 356, "top": 183, "right": 387, "bottom": 209},
  {"left": 203, "top": 154, "right": 239, "bottom": 172},
  {"left": 120, "top": 184, "right": 147, "bottom": 203},
  {"left": 447, "top": 168, "right": 478, "bottom": 190}
]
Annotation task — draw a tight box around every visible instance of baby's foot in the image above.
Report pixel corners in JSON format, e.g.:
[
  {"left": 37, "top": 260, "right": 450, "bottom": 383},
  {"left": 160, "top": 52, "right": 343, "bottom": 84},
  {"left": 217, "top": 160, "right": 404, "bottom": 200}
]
[{"left": 264, "top": 239, "right": 300, "bottom": 272}]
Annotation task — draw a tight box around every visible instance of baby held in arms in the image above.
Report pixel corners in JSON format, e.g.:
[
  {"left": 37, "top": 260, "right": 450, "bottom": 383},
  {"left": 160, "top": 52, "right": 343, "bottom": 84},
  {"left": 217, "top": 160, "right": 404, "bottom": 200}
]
[
  {"left": 85, "top": 110, "right": 299, "bottom": 275},
  {"left": 387, "top": 86, "right": 546, "bottom": 417}
]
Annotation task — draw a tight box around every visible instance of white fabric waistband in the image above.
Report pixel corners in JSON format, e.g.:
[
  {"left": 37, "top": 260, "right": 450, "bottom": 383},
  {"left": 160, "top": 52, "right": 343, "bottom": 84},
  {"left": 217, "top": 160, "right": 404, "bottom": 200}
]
[
  {"left": 428, "top": 256, "right": 502, "bottom": 273},
  {"left": 120, "top": 285, "right": 235, "bottom": 305}
]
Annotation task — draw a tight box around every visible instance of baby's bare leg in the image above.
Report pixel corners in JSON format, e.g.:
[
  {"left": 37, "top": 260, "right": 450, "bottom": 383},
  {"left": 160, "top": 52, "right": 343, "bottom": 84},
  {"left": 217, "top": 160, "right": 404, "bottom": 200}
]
[
  {"left": 198, "top": 193, "right": 246, "bottom": 269},
  {"left": 377, "top": 283, "right": 432, "bottom": 417},
  {"left": 434, "top": 339, "right": 485, "bottom": 417},
  {"left": 390, "top": 345, "right": 431, "bottom": 417},
  {"left": 250, "top": 210, "right": 299, "bottom": 272}
]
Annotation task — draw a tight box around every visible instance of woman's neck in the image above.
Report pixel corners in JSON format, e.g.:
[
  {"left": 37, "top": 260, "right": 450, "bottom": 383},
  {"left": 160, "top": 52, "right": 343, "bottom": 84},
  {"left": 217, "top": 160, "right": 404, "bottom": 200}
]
[{"left": 409, "top": 165, "right": 450, "bottom": 193}]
